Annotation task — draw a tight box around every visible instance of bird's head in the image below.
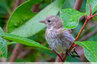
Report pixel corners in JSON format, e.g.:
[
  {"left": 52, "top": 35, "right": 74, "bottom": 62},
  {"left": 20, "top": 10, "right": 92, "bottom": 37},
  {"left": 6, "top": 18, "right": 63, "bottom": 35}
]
[{"left": 40, "top": 15, "right": 63, "bottom": 29}]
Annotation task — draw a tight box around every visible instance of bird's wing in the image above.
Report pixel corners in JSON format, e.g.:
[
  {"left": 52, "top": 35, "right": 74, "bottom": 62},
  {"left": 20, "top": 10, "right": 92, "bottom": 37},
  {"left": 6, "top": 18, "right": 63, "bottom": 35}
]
[
  {"left": 57, "top": 28, "right": 75, "bottom": 43},
  {"left": 63, "top": 30, "right": 75, "bottom": 43}
]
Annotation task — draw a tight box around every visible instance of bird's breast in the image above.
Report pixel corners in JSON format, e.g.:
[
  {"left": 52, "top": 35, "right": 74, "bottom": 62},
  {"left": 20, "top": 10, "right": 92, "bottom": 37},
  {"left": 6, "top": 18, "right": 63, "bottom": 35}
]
[
  {"left": 45, "top": 29, "right": 67, "bottom": 53},
  {"left": 46, "top": 29, "right": 58, "bottom": 38},
  {"left": 46, "top": 29, "right": 59, "bottom": 45}
]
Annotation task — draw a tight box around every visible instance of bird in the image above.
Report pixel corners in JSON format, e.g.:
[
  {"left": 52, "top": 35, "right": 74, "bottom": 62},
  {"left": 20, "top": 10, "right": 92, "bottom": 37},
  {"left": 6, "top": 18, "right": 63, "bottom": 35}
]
[{"left": 40, "top": 15, "right": 75, "bottom": 54}]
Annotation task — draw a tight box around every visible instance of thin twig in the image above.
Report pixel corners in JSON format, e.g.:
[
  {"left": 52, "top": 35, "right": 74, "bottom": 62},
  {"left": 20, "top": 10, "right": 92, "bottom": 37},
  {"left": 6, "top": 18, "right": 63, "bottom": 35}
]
[
  {"left": 55, "top": 0, "right": 84, "bottom": 62},
  {"left": 63, "top": 2, "right": 97, "bottom": 62},
  {"left": 89, "top": 3, "right": 92, "bottom": 16},
  {"left": 18, "top": 49, "right": 31, "bottom": 58},
  {"left": 53, "top": 51, "right": 63, "bottom": 62},
  {"left": 9, "top": 1, "right": 40, "bottom": 62},
  {"left": 9, "top": 43, "right": 23, "bottom": 62},
  {"left": 74, "top": 0, "right": 83, "bottom": 11},
  {"left": 80, "top": 30, "right": 97, "bottom": 41},
  {"left": 63, "top": 17, "right": 88, "bottom": 62},
  {"left": 4, "top": 0, "right": 20, "bottom": 33},
  {"left": 92, "top": 13, "right": 97, "bottom": 18},
  {"left": 63, "top": 18, "right": 88, "bottom": 61},
  {"left": 9, "top": 0, "right": 24, "bottom": 62}
]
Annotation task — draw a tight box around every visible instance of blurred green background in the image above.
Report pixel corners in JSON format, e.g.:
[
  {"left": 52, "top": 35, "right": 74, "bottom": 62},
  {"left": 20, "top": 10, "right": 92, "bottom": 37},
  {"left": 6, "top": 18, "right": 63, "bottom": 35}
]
[{"left": 0, "top": 0, "right": 97, "bottom": 62}]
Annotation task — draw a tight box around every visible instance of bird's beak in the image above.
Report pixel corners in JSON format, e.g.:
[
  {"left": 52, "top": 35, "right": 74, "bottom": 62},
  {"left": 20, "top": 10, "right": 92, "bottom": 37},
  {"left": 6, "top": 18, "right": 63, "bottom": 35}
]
[{"left": 40, "top": 20, "right": 46, "bottom": 23}]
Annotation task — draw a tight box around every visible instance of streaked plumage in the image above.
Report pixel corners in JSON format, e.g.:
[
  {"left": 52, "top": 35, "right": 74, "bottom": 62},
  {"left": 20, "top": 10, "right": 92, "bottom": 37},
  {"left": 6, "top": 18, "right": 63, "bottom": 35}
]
[{"left": 41, "top": 15, "right": 75, "bottom": 53}]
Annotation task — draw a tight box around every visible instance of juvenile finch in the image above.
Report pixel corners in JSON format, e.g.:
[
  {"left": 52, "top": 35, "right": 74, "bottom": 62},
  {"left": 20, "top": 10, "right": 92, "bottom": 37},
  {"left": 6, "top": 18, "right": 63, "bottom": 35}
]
[{"left": 40, "top": 15, "right": 75, "bottom": 54}]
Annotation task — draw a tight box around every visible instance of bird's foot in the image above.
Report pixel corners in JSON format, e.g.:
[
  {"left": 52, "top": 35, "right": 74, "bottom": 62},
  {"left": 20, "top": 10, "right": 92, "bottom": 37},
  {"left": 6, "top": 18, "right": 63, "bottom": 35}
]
[
  {"left": 66, "top": 49, "right": 71, "bottom": 56},
  {"left": 70, "top": 48, "right": 80, "bottom": 57},
  {"left": 66, "top": 49, "right": 80, "bottom": 57}
]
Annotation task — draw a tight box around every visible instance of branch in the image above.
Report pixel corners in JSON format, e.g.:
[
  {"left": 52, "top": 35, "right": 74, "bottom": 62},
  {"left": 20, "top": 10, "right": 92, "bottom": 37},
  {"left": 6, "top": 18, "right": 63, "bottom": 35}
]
[
  {"left": 75, "top": 26, "right": 97, "bottom": 62},
  {"left": 74, "top": 0, "right": 83, "bottom": 11},
  {"left": 79, "top": 30, "right": 97, "bottom": 41},
  {"left": 55, "top": 0, "right": 84, "bottom": 62},
  {"left": 9, "top": 1, "right": 40, "bottom": 62},
  {"left": 18, "top": 49, "right": 31, "bottom": 58},
  {"left": 9, "top": 43, "right": 23, "bottom": 62},
  {"left": 9, "top": 0, "right": 24, "bottom": 62},
  {"left": 63, "top": 2, "right": 97, "bottom": 62},
  {"left": 63, "top": 18, "right": 89, "bottom": 61},
  {"left": 4, "top": 0, "right": 22, "bottom": 33}
]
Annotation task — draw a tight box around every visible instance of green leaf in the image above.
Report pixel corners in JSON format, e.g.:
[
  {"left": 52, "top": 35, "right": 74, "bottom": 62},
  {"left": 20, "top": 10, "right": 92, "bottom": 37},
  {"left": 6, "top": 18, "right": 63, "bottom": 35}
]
[
  {"left": 0, "top": 37, "right": 7, "bottom": 57},
  {"left": 86, "top": 0, "right": 97, "bottom": 15},
  {"left": 75, "top": 41, "right": 97, "bottom": 62},
  {"left": 7, "top": 42, "right": 16, "bottom": 45},
  {"left": 0, "top": 27, "right": 7, "bottom": 57},
  {"left": 61, "top": 9, "right": 85, "bottom": 29},
  {"left": 7, "top": 0, "right": 42, "bottom": 33},
  {"left": 0, "top": 27, "right": 4, "bottom": 37},
  {"left": 62, "top": 0, "right": 75, "bottom": 9},
  {"left": 3, "top": 33, "right": 51, "bottom": 51},
  {"left": 8, "top": 0, "right": 65, "bottom": 37}
]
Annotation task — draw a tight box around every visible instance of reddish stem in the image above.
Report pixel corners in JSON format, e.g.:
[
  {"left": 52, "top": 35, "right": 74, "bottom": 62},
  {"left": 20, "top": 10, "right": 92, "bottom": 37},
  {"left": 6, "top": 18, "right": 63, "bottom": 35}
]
[
  {"left": 92, "top": 13, "right": 97, "bottom": 18},
  {"left": 63, "top": 2, "right": 97, "bottom": 62},
  {"left": 63, "top": 19, "right": 88, "bottom": 62},
  {"left": 89, "top": 3, "right": 92, "bottom": 16},
  {"left": 53, "top": 51, "right": 63, "bottom": 62}
]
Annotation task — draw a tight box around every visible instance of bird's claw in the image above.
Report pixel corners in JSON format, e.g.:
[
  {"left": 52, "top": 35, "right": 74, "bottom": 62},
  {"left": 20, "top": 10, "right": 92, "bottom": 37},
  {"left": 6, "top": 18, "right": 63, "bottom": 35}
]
[{"left": 66, "top": 50, "right": 71, "bottom": 56}]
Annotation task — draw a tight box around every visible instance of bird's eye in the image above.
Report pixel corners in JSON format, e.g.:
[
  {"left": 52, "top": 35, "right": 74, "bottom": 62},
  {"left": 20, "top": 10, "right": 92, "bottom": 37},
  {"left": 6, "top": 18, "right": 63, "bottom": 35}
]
[{"left": 47, "top": 20, "right": 51, "bottom": 22}]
